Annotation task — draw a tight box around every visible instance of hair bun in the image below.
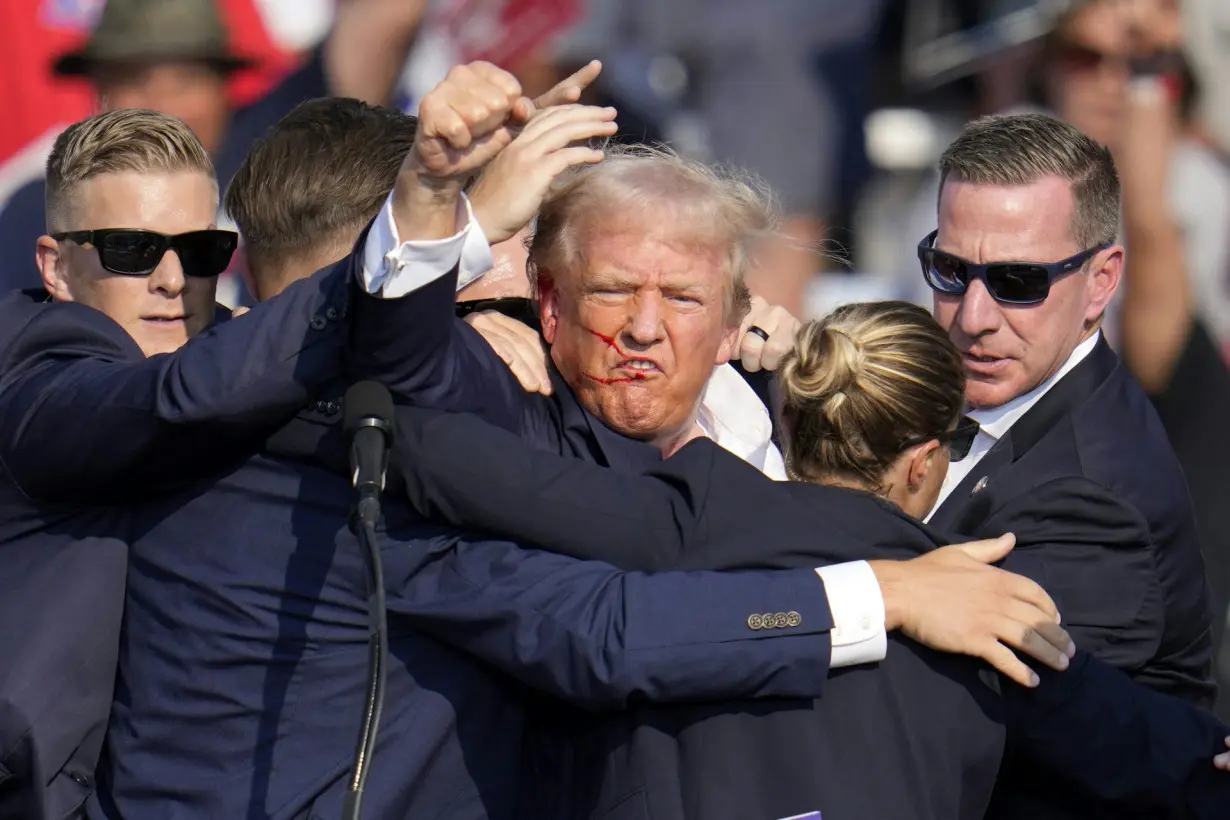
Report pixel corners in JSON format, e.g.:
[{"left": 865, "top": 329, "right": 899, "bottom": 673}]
[{"left": 779, "top": 322, "right": 865, "bottom": 416}]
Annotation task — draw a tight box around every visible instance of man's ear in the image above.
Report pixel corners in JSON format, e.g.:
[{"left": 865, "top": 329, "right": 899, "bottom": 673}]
[
  {"left": 538, "top": 269, "right": 560, "bottom": 344},
  {"left": 906, "top": 440, "right": 941, "bottom": 493},
  {"left": 36, "top": 236, "right": 71, "bottom": 301},
  {"left": 1085, "top": 245, "right": 1124, "bottom": 323},
  {"left": 715, "top": 323, "right": 740, "bottom": 366}
]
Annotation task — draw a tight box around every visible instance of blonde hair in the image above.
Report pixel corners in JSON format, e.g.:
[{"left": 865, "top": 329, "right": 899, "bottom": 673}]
[
  {"left": 778, "top": 301, "right": 966, "bottom": 491},
  {"left": 525, "top": 142, "right": 780, "bottom": 324},
  {"left": 45, "top": 108, "right": 216, "bottom": 231}
]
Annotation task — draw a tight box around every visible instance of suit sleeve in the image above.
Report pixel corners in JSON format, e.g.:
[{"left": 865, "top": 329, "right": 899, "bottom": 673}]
[
  {"left": 382, "top": 531, "right": 836, "bottom": 709},
  {"left": 1004, "top": 651, "right": 1230, "bottom": 818},
  {"left": 342, "top": 219, "right": 535, "bottom": 432},
  {"left": 394, "top": 406, "right": 713, "bottom": 571},
  {"left": 0, "top": 258, "right": 368, "bottom": 504},
  {"left": 969, "top": 476, "right": 1166, "bottom": 677}
]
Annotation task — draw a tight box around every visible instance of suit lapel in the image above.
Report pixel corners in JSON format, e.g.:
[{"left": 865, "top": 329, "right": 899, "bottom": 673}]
[
  {"left": 1003, "top": 336, "right": 1117, "bottom": 459},
  {"left": 929, "top": 436, "right": 1015, "bottom": 532},
  {"left": 930, "top": 337, "right": 1118, "bottom": 532}
]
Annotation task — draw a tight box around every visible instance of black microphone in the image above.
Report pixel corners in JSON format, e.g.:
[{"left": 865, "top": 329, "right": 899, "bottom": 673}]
[
  {"left": 345, "top": 381, "right": 395, "bottom": 526},
  {"left": 341, "top": 381, "right": 394, "bottom": 820}
]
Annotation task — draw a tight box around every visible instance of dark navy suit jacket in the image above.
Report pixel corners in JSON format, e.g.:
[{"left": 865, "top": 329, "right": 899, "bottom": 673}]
[
  {"left": 89, "top": 279, "right": 839, "bottom": 817},
  {"left": 390, "top": 407, "right": 1230, "bottom": 820},
  {"left": 924, "top": 338, "right": 1217, "bottom": 819},
  {"left": 0, "top": 260, "right": 371, "bottom": 819}
]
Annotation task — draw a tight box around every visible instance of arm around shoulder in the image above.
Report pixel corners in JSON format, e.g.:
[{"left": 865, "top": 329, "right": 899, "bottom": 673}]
[
  {"left": 0, "top": 262, "right": 352, "bottom": 503},
  {"left": 382, "top": 534, "right": 836, "bottom": 709}
]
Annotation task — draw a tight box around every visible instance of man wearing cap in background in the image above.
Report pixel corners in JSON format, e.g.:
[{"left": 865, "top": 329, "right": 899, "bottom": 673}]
[{"left": 0, "top": 0, "right": 427, "bottom": 298}]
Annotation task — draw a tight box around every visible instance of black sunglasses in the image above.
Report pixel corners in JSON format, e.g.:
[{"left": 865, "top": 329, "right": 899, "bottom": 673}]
[
  {"left": 900, "top": 416, "right": 981, "bottom": 462},
  {"left": 52, "top": 229, "right": 238, "bottom": 278},
  {"left": 918, "top": 230, "right": 1110, "bottom": 305}
]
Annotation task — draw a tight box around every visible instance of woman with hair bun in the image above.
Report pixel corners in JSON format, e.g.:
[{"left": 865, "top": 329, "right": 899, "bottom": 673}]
[
  {"left": 391, "top": 300, "right": 1229, "bottom": 820},
  {"left": 776, "top": 301, "right": 976, "bottom": 519}
]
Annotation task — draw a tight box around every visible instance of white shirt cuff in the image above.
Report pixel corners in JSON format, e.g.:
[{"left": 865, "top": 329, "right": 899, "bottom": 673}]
[
  {"left": 360, "top": 192, "right": 491, "bottom": 299},
  {"left": 457, "top": 215, "right": 495, "bottom": 291},
  {"left": 814, "top": 560, "right": 887, "bottom": 668}
]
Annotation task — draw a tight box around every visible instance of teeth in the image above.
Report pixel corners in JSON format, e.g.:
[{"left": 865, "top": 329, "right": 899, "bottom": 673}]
[{"left": 624, "top": 361, "right": 655, "bottom": 370}]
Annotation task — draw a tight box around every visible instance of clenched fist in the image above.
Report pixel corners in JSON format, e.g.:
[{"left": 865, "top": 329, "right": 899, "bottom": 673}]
[{"left": 409, "top": 61, "right": 532, "bottom": 188}]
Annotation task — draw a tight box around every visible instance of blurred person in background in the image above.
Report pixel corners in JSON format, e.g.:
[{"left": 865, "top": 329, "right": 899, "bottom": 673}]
[
  {"left": 0, "top": 0, "right": 426, "bottom": 297},
  {"left": 1116, "top": 0, "right": 1230, "bottom": 722}
]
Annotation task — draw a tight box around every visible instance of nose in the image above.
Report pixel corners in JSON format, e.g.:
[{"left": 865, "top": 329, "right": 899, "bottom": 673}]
[
  {"left": 148, "top": 249, "right": 187, "bottom": 297},
  {"left": 623, "top": 292, "right": 665, "bottom": 349},
  {"left": 955, "top": 277, "right": 1001, "bottom": 339}
]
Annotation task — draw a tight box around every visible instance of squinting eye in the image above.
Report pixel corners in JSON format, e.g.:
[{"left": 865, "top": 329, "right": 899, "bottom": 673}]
[{"left": 668, "top": 295, "right": 702, "bottom": 305}]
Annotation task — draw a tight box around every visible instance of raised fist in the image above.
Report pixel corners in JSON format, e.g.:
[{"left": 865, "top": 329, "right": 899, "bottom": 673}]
[{"left": 410, "top": 61, "right": 533, "bottom": 186}]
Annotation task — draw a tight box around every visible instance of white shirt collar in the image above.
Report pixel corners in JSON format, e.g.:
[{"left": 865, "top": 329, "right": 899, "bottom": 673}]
[
  {"left": 697, "top": 364, "right": 788, "bottom": 480},
  {"left": 968, "top": 331, "right": 1102, "bottom": 441}
]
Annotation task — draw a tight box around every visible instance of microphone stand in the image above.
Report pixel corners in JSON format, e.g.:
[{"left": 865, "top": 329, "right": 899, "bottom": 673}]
[{"left": 342, "top": 476, "right": 390, "bottom": 820}]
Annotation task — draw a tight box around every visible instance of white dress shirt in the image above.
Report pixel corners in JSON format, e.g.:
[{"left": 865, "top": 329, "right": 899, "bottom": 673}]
[
  {"left": 927, "top": 331, "right": 1103, "bottom": 520},
  {"left": 361, "top": 192, "right": 886, "bottom": 668}
]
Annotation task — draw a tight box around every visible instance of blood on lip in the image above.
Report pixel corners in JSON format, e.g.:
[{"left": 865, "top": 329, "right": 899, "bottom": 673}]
[{"left": 583, "top": 328, "right": 652, "bottom": 385}]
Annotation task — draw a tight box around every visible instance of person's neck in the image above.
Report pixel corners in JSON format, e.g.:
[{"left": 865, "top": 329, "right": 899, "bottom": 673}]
[{"left": 657, "top": 418, "right": 706, "bottom": 457}]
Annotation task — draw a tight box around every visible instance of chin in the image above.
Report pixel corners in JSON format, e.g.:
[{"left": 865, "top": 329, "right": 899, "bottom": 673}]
[{"left": 965, "top": 378, "right": 1023, "bottom": 411}]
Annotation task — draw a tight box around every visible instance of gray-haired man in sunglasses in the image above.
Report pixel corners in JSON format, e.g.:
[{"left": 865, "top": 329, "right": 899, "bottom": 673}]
[{"left": 920, "top": 111, "right": 1217, "bottom": 820}]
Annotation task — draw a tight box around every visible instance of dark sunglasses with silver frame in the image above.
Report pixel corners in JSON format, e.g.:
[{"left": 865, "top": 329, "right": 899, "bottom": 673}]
[
  {"left": 900, "top": 415, "right": 980, "bottom": 462},
  {"left": 918, "top": 229, "right": 1111, "bottom": 305},
  {"left": 51, "top": 228, "right": 238, "bottom": 279}
]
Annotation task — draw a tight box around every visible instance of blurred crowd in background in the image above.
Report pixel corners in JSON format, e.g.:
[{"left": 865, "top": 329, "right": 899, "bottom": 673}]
[
  {"left": 1, "top": 0, "right": 1228, "bottom": 714},
  {"left": 3, "top": 0, "right": 1228, "bottom": 323}
]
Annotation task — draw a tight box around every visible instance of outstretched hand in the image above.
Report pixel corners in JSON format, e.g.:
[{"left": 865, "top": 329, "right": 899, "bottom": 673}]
[{"left": 870, "top": 533, "right": 1076, "bottom": 689}]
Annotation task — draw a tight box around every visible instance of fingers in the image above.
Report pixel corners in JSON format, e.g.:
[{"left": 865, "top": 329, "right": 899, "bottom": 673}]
[
  {"left": 1000, "top": 567, "right": 1061, "bottom": 624},
  {"left": 533, "top": 60, "right": 603, "bottom": 111},
  {"left": 1215, "top": 737, "right": 1230, "bottom": 771},
  {"left": 423, "top": 62, "right": 523, "bottom": 149},
  {"left": 953, "top": 532, "right": 1016, "bottom": 564},
  {"left": 465, "top": 311, "right": 553, "bottom": 395},
  {"left": 737, "top": 297, "right": 801, "bottom": 372},
  {"left": 996, "top": 606, "right": 1074, "bottom": 672},
  {"left": 522, "top": 104, "right": 618, "bottom": 143},
  {"left": 978, "top": 641, "right": 1041, "bottom": 689},
  {"left": 543, "top": 146, "right": 607, "bottom": 177}
]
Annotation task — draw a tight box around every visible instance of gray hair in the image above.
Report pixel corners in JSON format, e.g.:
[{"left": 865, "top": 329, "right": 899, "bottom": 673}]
[
  {"left": 525, "top": 142, "right": 780, "bottom": 324},
  {"left": 938, "top": 112, "right": 1120, "bottom": 249}
]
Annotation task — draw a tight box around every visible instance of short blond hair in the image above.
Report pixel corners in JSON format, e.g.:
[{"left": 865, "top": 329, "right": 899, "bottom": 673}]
[
  {"left": 525, "top": 143, "right": 779, "bottom": 325},
  {"left": 45, "top": 108, "right": 216, "bottom": 231}
]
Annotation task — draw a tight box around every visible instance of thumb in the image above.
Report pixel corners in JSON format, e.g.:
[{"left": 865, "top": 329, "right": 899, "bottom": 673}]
[
  {"left": 955, "top": 532, "right": 1016, "bottom": 564},
  {"left": 231, "top": 306, "right": 250, "bottom": 318}
]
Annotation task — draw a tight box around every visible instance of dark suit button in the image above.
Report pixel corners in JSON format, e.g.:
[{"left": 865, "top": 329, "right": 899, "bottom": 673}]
[
  {"left": 325, "top": 401, "right": 340, "bottom": 415},
  {"left": 326, "top": 306, "right": 339, "bottom": 321},
  {"left": 69, "top": 771, "right": 92, "bottom": 789},
  {"left": 310, "top": 314, "right": 327, "bottom": 331},
  {"left": 747, "top": 614, "right": 764, "bottom": 631},
  {"left": 786, "top": 611, "right": 802, "bottom": 628}
]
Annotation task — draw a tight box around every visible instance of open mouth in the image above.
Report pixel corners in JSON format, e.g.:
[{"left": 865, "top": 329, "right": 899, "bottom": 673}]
[{"left": 616, "top": 359, "right": 661, "bottom": 375}]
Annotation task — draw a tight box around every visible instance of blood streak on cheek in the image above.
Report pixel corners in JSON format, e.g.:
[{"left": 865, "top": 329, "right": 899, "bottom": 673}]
[{"left": 583, "top": 328, "right": 648, "bottom": 384}]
